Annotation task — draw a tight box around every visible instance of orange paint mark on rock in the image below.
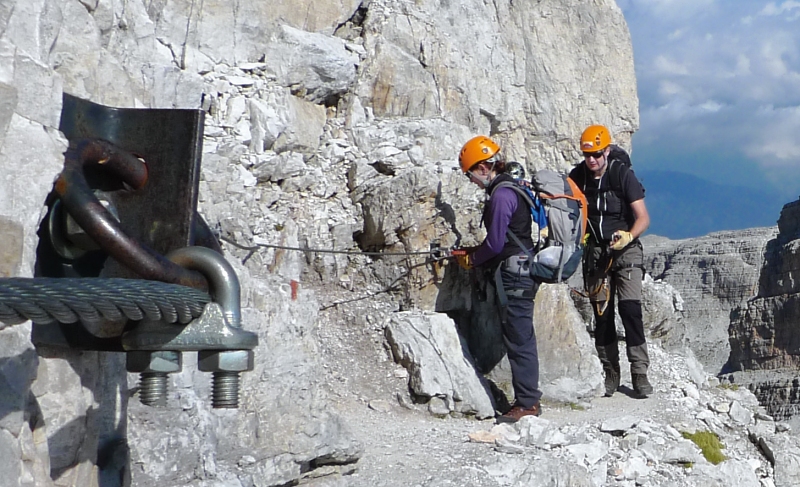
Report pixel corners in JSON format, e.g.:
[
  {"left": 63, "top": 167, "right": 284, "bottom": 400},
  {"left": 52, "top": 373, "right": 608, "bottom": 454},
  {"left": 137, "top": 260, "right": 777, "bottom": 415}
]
[{"left": 290, "top": 279, "right": 299, "bottom": 301}]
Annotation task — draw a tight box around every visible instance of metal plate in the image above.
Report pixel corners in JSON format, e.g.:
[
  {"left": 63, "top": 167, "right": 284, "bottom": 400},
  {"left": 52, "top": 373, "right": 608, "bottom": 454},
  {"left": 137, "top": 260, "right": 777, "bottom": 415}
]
[{"left": 58, "top": 93, "right": 205, "bottom": 271}]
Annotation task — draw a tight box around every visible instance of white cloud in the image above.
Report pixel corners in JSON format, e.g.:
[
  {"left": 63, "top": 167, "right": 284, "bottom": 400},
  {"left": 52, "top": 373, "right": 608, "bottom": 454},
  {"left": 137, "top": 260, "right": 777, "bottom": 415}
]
[
  {"left": 734, "top": 55, "right": 751, "bottom": 76},
  {"left": 654, "top": 55, "right": 689, "bottom": 76},
  {"left": 745, "top": 105, "right": 800, "bottom": 167},
  {"left": 699, "top": 101, "right": 723, "bottom": 112},
  {"left": 641, "top": 100, "right": 728, "bottom": 130},
  {"left": 760, "top": 2, "right": 781, "bottom": 15},
  {"left": 667, "top": 28, "right": 686, "bottom": 40},
  {"left": 760, "top": 38, "right": 793, "bottom": 77},
  {"left": 626, "top": 0, "right": 718, "bottom": 20},
  {"left": 657, "top": 80, "right": 683, "bottom": 98},
  {"left": 622, "top": 0, "right": 800, "bottom": 194},
  {"left": 758, "top": 1, "right": 800, "bottom": 17}
]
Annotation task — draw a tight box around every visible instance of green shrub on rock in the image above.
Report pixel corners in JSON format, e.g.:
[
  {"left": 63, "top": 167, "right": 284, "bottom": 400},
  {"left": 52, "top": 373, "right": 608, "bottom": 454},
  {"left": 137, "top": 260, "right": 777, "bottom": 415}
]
[{"left": 681, "top": 430, "right": 726, "bottom": 465}]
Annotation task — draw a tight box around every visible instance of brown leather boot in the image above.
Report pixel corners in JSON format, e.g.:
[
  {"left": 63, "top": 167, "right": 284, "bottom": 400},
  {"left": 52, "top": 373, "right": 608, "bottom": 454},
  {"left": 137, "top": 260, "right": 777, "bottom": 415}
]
[{"left": 496, "top": 403, "right": 541, "bottom": 424}]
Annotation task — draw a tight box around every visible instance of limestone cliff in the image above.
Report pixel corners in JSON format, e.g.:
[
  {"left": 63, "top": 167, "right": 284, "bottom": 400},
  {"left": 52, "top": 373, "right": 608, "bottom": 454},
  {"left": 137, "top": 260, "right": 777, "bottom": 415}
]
[
  {"left": 640, "top": 197, "right": 800, "bottom": 422},
  {"left": 643, "top": 228, "right": 776, "bottom": 375},
  {"left": 727, "top": 199, "right": 800, "bottom": 419},
  {"left": 0, "top": 0, "right": 640, "bottom": 485}
]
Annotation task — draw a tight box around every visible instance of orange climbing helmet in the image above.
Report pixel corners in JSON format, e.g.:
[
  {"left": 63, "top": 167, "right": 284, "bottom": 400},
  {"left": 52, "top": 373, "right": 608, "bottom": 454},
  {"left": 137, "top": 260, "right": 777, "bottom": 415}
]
[
  {"left": 580, "top": 125, "right": 612, "bottom": 152},
  {"left": 459, "top": 136, "right": 500, "bottom": 173}
]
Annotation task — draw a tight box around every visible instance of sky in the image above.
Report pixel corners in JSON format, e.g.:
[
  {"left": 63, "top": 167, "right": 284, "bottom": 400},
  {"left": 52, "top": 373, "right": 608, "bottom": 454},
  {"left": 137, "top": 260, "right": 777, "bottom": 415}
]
[{"left": 617, "top": 0, "right": 800, "bottom": 201}]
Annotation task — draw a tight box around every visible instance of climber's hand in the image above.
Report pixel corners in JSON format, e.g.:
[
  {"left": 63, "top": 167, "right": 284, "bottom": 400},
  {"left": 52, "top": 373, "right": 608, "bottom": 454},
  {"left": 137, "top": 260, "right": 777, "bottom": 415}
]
[
  {"left": 451, "top": 249, "right": 474, "bottom": 270},
  {"left": 610, "top": 230, "right": 633, "bottom": 251}
]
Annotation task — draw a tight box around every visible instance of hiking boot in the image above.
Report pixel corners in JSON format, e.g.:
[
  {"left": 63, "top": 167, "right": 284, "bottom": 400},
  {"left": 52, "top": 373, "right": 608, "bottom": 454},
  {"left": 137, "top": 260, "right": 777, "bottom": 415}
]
[
  {"left": 603, "top": 365, "right": 621, "bottom": 397},
  {"left": 632, "top": 373, "right": 653, "bottom": 397},
  {"left": 496, "top": 403, "right": 541, "bottom": 424}
]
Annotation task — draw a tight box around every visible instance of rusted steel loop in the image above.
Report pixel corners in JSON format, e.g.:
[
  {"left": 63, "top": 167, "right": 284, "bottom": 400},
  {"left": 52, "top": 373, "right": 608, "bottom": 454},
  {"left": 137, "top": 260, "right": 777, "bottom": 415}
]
[
  {"left": 66, "top": 138, "right": 148, "bottom": 189},
  {"left": 54, "top": 139, "right": 208, "bottom": 290}
]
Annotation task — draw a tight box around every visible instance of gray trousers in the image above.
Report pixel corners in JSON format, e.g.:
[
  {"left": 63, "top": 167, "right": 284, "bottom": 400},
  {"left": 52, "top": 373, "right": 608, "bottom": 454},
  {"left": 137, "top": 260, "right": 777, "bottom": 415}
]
[{"left": 585, "top": 241, "right": 650, "bottom": 374}]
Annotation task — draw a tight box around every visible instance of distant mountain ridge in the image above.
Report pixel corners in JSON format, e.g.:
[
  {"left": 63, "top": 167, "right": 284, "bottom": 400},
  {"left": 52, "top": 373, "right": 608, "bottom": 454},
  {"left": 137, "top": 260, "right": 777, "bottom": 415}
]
[{"left": 635, "top": 169, "right": 786, "bottom": 239}]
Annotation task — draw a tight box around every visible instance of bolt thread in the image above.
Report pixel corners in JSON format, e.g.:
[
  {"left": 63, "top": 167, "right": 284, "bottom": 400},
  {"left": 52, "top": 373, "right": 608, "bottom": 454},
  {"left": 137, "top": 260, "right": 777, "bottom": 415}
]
[
  {"left": 139, "top": 372, "right": 168, "bottom": 407},
  {"left": 211, "top": 371, "right": 240, "bottom": 409}
]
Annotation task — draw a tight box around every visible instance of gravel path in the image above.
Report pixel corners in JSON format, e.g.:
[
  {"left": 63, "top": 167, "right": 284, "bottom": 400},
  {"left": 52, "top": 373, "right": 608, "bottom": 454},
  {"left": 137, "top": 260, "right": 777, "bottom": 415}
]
[{"left": 311, "top": 295, "right": 716, "bottom": 487}]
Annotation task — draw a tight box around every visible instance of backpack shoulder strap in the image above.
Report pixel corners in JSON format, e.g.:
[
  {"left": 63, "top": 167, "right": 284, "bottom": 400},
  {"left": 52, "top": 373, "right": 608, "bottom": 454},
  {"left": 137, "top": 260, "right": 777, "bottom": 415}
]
[
  {"left": 492, "top": 181, "right": 542, "bottom": 257},
  {"left": 492, "top": 181, "right": 536, "bottom": 208},
  {"left": 607, "top": 158, "right": 630, "bottom": 194},
  {"left": 566, "top": 176, "right": 588, "bottom": 239},
  {"left": 607, "top": 146, "right": 631, "bottom": 194}
]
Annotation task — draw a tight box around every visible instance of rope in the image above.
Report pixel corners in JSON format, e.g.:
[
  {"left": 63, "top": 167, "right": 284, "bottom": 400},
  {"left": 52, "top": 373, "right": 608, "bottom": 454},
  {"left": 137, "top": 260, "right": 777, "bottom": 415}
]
[
  {"left": 319, "top": 264, "right": 413, "bottom": 311},
  {"left": 0, "top": 237, "right": 453, "bottom": 328},
  {"left": 0, "top": 278, "right": 211, "bottom": 327},
  {"left": 570, "top": 255, "right": 614, "bottom": 316}
]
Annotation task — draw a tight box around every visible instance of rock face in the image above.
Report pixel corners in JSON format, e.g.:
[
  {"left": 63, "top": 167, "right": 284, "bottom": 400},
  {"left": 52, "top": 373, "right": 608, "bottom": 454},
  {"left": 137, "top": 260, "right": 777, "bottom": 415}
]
[
  {"left": 643, "top": 229, "right": 776, "bottom": 374},
  {"left": 641, "top": 198, "right": 800, "bottom": 422},
  {"left": 0, "top": 0, "right": 644, "bottom": 486},
  {"left": 727, "top": 199, "right": 800, "bottom": 419}
]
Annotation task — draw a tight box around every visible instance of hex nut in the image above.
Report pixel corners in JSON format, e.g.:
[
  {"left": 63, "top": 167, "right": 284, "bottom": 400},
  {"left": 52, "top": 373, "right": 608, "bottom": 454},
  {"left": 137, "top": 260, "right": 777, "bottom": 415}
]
[
  {"left": 198, "top": 350, "right": 254, "bottom": 372},
  {"left": 126, "top": 350, "right": 182, "bottom": 373}
]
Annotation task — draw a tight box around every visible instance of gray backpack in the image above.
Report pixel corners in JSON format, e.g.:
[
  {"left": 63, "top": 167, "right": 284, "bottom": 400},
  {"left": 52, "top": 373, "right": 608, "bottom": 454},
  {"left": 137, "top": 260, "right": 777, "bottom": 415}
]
[{"left": 494, "top": 169, "right": 588, "bottom": 283}]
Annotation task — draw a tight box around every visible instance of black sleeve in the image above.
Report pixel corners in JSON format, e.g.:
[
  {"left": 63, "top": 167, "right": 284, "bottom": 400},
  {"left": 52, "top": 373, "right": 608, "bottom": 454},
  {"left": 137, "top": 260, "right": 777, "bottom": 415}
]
[{"left": 621, "top": 168, "right": 645, "bottom": 203}]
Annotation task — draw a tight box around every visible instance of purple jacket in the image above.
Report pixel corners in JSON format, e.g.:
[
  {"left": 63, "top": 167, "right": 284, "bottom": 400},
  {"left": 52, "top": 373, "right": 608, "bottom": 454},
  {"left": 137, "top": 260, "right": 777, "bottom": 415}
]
[{"left": 471, "top": 186, "right": 519, "bottom": 268}]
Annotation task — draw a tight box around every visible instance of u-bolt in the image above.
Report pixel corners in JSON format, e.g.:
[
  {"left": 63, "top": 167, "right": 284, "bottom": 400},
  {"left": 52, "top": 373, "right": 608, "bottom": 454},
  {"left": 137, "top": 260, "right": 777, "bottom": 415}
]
[
  {"left": 167, "top": 247, "right": 241, "bottom": 327},
  {"left": 167, "top": 247, "right": 250, "bottom": 408}
]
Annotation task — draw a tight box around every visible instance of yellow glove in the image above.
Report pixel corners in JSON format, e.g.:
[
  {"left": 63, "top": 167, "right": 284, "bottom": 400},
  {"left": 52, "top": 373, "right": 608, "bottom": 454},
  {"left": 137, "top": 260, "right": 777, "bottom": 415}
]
[
  {"left": 610, "top": 230, "right": 633, "bottom": 251},
  {"left": 452, "top": 250, "right": 473, "bottom": 270}
]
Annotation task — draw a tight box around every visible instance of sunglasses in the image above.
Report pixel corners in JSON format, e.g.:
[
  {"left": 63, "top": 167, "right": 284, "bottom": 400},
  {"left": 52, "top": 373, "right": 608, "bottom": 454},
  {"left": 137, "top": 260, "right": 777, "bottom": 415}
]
[{"left": 583, "top": 150, "right": 605, "bottom": 159}]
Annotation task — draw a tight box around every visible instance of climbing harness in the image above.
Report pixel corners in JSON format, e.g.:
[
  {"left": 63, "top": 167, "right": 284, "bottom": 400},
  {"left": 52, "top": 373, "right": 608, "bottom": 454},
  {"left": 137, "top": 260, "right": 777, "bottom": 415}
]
[
  {"left": 571, "top": 259, "right": 613, "bottom": 316},
  {"left": 572, "top": 237, "right": 615, "bottom": 316},
  {"left": 571, "top": 238, "right": 647, "bottom": 317}
]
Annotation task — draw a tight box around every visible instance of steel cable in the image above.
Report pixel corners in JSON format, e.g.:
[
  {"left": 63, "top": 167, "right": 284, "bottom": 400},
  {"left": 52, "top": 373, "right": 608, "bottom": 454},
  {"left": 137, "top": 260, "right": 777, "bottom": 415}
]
[
  {"left": 0, "top": 278, "right": 211, "bottom": 327},
  {"left": 219, "top": 236, "right": 441, "bottom": 257}
]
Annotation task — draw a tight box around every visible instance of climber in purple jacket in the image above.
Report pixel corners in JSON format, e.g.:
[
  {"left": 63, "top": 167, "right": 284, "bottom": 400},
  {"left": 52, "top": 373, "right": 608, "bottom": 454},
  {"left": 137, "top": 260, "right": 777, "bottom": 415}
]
[{"left": 455, "top": 135, "right": 542, "bottom": 423}]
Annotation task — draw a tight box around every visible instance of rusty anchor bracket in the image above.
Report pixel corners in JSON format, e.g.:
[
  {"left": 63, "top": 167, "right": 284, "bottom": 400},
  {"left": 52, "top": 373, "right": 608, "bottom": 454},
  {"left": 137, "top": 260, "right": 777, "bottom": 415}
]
[
  {"left": 30, "top": 94, "right": 258, "bottom": 409},
  {"left": 34, "top": 93, "right": 219, "bottom": 351}
]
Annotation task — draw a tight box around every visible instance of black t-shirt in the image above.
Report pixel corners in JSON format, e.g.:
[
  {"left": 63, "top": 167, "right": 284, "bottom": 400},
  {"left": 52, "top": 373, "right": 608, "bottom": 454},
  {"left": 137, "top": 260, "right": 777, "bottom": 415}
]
[{"left": 569, "top": 160, "right": 645, "bottom": 242}]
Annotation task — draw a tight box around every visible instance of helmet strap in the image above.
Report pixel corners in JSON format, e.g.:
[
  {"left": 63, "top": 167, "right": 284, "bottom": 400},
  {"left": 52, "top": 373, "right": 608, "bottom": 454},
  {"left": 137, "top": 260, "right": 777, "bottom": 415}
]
[
  {"left": 475, "top": 174, "right": 491, "bottom": 189},
  {"left": 472, "top": 159, "right": 498, "bottom": 189},
  {"left": 482, "top": 155, "right": 501, "bottom": 186}
]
